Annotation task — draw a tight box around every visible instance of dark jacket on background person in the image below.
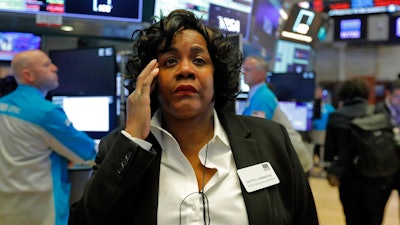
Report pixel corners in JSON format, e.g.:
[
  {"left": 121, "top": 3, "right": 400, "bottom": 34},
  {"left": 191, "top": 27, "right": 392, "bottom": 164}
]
[
  {"left": 325, "top": 98, "right": 368, "bottom": 179},
  {"left": 375, "top": 100, "right": 400, "bottom": 192},
  {"left": 69, "top": 110, "right": 319, "bottom": 225},
  {"left": 325, "top": 97, "right": 393, "bottom": 225}
]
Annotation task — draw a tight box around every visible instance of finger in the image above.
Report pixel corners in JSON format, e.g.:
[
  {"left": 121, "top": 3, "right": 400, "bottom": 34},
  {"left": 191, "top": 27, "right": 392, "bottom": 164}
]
[
  {"left": 140, "top": 59, "right": 158, "bottom": 77},
  {"left": 135, "top": 59, "right": 159, "bottom": 94}
]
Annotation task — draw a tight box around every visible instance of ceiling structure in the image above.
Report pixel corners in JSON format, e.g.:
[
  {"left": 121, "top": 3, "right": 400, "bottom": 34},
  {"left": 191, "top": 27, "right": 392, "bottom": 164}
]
[{"left": 0, "top": 0, "right": 302, "bottom": 41}]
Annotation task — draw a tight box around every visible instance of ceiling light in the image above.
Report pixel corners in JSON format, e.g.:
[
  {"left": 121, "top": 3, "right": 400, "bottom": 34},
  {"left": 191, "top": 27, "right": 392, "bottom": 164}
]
[{"left": 60, "top": 25, "right": 74, "bottom": 32}]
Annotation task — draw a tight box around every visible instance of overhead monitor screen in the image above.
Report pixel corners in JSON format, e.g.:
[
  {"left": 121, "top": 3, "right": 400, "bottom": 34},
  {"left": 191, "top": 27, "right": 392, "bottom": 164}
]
[
  {"left": 153, "top": 0, "right": 252, "bottom": 39},
  {"left": 389, "top": 14, "right": 400, "bottom": 42},
  {"left": 65, "top": 0, "right": 142, "bottom": 22},
  {"left": 333, "top": 15, "right": 367, "bottom": 41},
  {"left": 249, "top": 0, "right": 281, "bottom": 52},
  {"left": 0, "top": 32, "right": 41, "bottom": 61},
  {"left": 273, "top": 39, "right": 313, "bottom": 73},
  {"left": 0, "top": 0, "right": 143, "bottom": 22},
  {"left": 207, "top": 3, "right": 250, "bottom": 38},
  {"left": 367, "top": 13, "right": 389, "bottom": 41},
  {"left": 340, "top": 18, "right": 362, "bottom": 39}
]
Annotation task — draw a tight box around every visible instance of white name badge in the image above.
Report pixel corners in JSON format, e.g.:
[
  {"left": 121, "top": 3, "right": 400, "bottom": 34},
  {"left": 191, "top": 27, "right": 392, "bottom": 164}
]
[{"left": 237, "top": 162, "right": 280, "bottom": 193}]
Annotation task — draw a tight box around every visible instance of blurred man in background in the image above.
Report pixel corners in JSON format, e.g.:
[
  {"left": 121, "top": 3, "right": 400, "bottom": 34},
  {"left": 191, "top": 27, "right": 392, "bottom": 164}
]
[
  {"left": 241, "top": 55, "right": 313, "bottom": 174},
  {"left": 0, "top": 50, "right": 97, "bottom": 225}
]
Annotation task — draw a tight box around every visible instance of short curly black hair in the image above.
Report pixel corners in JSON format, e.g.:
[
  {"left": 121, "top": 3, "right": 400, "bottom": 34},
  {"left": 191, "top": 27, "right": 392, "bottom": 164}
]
[
  {"left": 125, "top": 9, "right": 243, "bottom": 113},
  {"left": 338, "top": 78, "right": 370, "bottom": 101}
]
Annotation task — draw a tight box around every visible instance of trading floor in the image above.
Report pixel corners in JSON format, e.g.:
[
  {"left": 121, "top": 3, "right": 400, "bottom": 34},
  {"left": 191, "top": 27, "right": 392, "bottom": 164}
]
[{"left": 309, "top": 170, "right": 399, "bottom": 225}]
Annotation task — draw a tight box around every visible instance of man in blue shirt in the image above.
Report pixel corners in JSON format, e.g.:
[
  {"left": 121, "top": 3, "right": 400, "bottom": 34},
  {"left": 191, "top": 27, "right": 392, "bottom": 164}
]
[
  {"left": 0, "top": 50, "right": 97, "bottom": 225},
  {"left": 242, "top": 55, "right": 313, "bottom": 173}
]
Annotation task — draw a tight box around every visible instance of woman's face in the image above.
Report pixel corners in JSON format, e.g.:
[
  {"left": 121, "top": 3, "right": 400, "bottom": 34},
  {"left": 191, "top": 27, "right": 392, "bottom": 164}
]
[{"left": 157, "top": 29, "right": 215, "bottom": 120}]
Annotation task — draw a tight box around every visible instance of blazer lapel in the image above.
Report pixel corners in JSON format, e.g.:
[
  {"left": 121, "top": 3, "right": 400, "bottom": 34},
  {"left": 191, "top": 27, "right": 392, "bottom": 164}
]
[{"left": 218, "top": 111, "right": 272, "bottom": 225}]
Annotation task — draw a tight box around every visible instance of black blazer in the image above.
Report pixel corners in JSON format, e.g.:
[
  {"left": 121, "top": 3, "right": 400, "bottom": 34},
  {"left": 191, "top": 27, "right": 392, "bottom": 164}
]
[{"left": 69, "top": 110, "right": 319, "bottom": 225}]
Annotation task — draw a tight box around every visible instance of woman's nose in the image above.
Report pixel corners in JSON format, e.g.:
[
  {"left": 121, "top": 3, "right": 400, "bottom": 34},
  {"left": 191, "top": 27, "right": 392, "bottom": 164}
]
[{"left": 176, "top": 59, "right": 195, "bottom": 80}]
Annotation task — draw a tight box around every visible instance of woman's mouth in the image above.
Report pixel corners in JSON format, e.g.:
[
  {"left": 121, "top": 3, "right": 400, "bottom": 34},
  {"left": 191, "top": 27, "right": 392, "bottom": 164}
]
[{"left": 175, "top": 85, "right": 197, "bottom": 94}]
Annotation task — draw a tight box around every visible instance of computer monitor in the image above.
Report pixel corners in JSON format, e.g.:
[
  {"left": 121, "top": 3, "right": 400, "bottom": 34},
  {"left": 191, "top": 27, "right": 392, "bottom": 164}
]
[
  {"left": 248, "top": 0, "right": 281, "bottom": 52},
  {"left": 49, "top": 46, "right": 116, "bottom": 96},
  {"left": 268, "top": 71, "right": 316, "bottom": 101},
  {"left": 278, "top": 100, "right": 314, "bottom": 131},
  {"left": 153, "top": 0, "right": 252, "bottom": 40},
  {"left": 333, "top": 15, "right": 367, "bottom": 42},
  {"left": 51, "top": 95, "right": 117, "bottom": 139},
  {"left": 0, "top": 31, "right": 41, "bottom": 61},
  {"left": 273, "top": 39, "right": 313, "bottom": 73}
]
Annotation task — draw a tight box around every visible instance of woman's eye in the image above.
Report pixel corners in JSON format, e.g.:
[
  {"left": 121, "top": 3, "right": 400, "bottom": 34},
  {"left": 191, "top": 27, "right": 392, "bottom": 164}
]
[
  {"left": 165, "top": 58, "right": 177, "bottom": 66},
  {"left": 193, "top": 58, "right": 206, "bottom": 65}
]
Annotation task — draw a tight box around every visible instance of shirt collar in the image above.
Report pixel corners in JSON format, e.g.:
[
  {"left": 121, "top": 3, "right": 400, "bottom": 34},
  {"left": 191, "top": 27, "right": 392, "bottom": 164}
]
[
  {"left": 150, "top": 109, "right": 232, "bottom": 171},
  {"left": 150, "top": 109, "right": 229, "bottom": 146},
  {"left": 17, "top": 84, "right": 45, "bottom": 98},
  {"left": 248, "top": 82, "right": 265, "bottom": 100}
]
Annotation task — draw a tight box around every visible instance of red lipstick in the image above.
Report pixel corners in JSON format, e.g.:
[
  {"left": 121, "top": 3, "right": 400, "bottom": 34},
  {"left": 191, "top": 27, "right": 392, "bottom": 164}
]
[{"left": 175, "top": 85, "right": 197, "bottom": 93}]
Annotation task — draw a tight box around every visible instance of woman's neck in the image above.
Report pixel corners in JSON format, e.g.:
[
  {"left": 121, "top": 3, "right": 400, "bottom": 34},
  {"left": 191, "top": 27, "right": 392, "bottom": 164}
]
[
  {"left": 163, "top": 111, "right": 214, "bottom": 154},
  {"left": 162, "top": 112, "right": 216, "bottom": 191}
]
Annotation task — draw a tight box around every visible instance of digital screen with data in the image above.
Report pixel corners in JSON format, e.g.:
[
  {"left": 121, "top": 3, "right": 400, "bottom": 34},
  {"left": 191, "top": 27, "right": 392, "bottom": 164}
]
[{"left": 0, "top": 0, "right": 142, "bottom": 22}]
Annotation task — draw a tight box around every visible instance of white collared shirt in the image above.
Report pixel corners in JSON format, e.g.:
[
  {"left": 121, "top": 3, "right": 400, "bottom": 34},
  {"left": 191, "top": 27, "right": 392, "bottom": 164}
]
[{"left": 147, "top": 110, "right": 249, "bottom": 225}]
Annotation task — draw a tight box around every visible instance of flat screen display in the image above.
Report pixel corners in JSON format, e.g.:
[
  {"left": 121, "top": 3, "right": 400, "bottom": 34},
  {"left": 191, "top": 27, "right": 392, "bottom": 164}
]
[
  {"left": 389, "top": 14, "right": 400, "bottom": 42},
  {"left": 0, "top": 32, "right": 41, "bottom": 61},
  {"left": 153, "top": 0, "right": 252, "bottom": 39},
  {"left": 273, "top": 39, "right": 313, "bottom": 73},
  {"left": 49, "top": 47, "right": 116, "bottom": 96},
  {"left": 65, "top": 0, "right": 142, "bottom": 22},
  {"left": 248, "top": 0, "right": 281, "bottom": 52},
  {"left": 51, "top": 95, "right": 116, "bottom": 139},
  {"left": 367, "top": 13, "right": 389, "bottom": 41},
  {"left": 333, "top": 15, "right": 367, "bottom": 41},
  {"left": 340, "top": 18, "right": 362, "bottom": 38},
  {"left": 0, "top": 0, "right": 143, "bottom": 22},
  {"left": 278, "top": 100, "right": 314, "bottom": 131},
  {"left": 268, "top": 71, "right": 316, "bottom": 101},
  {"left": 208, "top": 4, "right": 250, "bottom": 39}
]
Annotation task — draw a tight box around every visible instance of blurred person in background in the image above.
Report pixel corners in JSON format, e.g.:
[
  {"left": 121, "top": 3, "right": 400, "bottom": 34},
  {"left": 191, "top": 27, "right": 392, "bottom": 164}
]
[
  {"left": 311, "top": 85, "right": 335, "bottom": 169},
  {"left": 375, "top": 79, "right": 400, "bottom": 128},
  {"left": 0, "top": 74, "right": 17, "bottom": 97},
  {"left": 241, "top": 55, "right": 314, "bottom": 174},
  {"left": 325, "top": 78, "right": 393, "bottom": 225},
  {"left": 375, "top": 79, "right": 400, "bottom": 220},
  {"left": 0, "top": 49, "right": 97, "bottom": 225}
]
